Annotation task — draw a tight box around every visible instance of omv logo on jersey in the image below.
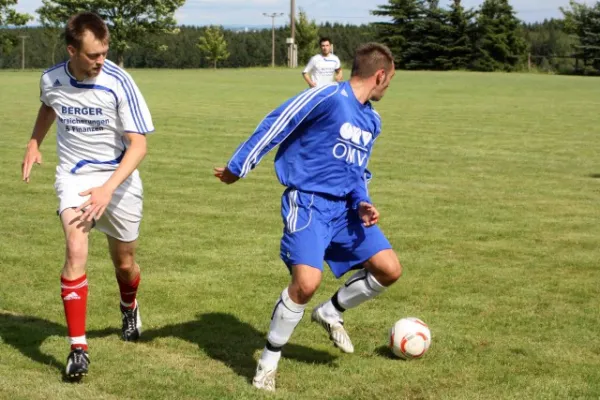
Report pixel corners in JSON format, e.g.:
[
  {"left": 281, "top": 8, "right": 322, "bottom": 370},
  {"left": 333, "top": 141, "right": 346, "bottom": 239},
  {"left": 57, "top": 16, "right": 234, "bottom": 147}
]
[{"left": 332, "top": 122, "right": 373, "bottom": 166}]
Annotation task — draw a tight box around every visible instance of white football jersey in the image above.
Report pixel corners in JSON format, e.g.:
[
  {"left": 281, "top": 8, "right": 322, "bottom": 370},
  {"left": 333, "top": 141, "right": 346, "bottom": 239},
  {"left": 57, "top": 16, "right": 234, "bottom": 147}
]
[
  {"left": 303, "top": 54, "right": 341, "bottom": 87},
  {"left": 40, "top": 59, "right": 154, "bottom": 175}
]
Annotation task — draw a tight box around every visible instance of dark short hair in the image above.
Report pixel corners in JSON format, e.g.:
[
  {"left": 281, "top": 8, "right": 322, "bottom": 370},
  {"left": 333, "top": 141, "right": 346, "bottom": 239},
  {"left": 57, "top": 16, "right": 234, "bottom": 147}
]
[
  {"left": 350, "top": 43, "right": 394, "bottom": 78},
  {"left": 319, "top": 37, "right": 332, "bottom": 45},
  {"left": 65, "top": 12, "right": 109, "bottom": 49}
]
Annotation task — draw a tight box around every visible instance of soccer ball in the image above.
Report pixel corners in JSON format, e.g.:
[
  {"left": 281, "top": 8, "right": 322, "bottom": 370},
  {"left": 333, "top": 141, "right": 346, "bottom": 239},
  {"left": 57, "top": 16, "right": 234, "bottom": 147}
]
[{"left": 388, "top": 317, "right": 431, "bottom": 359}]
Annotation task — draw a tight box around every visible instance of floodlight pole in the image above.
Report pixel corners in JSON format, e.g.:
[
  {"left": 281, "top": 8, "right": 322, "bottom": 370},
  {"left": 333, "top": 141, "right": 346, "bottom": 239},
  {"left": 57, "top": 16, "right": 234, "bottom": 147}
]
[{"left": 263, "top": 12, "right": 284, "bottom": 68}]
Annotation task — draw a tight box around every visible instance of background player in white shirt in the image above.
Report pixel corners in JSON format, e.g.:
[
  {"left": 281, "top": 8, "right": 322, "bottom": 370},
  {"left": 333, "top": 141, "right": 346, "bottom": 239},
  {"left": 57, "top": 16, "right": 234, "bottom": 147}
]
[
  {"left": 302, "top": 37, "right": 343, "bottom": 88},
  {"left": 21, "top": 12, "right": 153, "bottom": 381}
]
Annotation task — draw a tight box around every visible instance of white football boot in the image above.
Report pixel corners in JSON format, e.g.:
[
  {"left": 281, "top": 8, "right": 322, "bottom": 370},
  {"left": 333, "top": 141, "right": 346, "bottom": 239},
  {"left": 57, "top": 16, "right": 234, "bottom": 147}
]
[
  {"left": 311, "top": 303, "right": 354, "bottom": 353},
  {"left": 252, "top": 360, "right": 277, "bottom": 392}
]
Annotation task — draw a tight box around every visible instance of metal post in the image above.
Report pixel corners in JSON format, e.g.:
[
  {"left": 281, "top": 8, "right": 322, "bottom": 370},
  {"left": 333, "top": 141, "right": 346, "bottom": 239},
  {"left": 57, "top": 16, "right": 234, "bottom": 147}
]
[{"left": 263, "top": 13, "right": 284, "bottom": 68}]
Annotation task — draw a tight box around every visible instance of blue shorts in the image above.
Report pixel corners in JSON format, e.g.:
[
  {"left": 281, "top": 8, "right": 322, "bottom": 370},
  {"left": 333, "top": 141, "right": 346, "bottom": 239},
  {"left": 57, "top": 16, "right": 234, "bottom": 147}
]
[{"left": 279, "top": 188, "right": 392, "bottom": 278}]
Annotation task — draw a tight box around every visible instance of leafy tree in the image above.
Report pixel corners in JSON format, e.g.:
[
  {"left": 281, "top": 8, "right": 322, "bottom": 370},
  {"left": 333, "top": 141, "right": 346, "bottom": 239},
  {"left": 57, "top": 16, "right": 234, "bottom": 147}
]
[
  {"left": 295, "top": 8, "right": 319, "bottom": 65},
  {"left": 36, "top": 0, "right": 184, "bottom": 67},
  {"left": 37, "top": 1, "right": 63, "bottom": 64},
  {"left": 0, "top": 0, "right": 32, "bottom": 54},
  {"left": 197, "top": 25, "right": 230, "bottom": 69},
  {"left": 523, "top": 19, "right": 576, "bottom": 73}
]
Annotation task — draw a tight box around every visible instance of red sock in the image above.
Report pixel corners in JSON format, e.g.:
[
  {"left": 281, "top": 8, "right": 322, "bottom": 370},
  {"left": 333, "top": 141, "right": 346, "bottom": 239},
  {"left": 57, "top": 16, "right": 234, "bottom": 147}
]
[
  {"left": 61, "top": 274, "right": 88, "bottom": 351},
  {"left": 117, "top": 272, "right": 140, "bottom": 310}
]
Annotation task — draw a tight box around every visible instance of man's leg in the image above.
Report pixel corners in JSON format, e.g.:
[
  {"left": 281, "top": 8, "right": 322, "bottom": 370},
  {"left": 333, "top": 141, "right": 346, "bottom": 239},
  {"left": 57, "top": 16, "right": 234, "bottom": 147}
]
[
  {"left": 313, "top": 210, "right": 401, "bottom": 352},
  {"left": 107, "top": 236, "right": 142, "bottom": 341},
  {"left": 60, "top": 208, "right": 93, "bottom": 380},
  {"left": 329, "top": 249, "right": 401, "bottom": 312},
  {"left": 253, "top": 264, "right": 322, "bottom": 391},
  {"left": 314, "top": 249, "right": 401, "bottom": 346},
  {"left": 254, "top": 188, "right": 330, "bottom": 391}
]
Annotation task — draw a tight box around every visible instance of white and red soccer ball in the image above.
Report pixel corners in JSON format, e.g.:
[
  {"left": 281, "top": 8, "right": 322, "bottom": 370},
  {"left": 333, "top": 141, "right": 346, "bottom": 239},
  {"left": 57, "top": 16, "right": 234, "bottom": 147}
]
[{"left": 389, "top": 317, "right": 431, "bottom": 359}]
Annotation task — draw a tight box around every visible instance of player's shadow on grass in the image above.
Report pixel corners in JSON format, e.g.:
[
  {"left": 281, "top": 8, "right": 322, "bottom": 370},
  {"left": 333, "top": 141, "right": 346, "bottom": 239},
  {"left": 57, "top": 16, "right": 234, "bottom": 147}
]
[
  {"left": 588, "top": 173, "right": 600, "bottom": 179},
  {"left": 375, "top": 345, "right": 399, "bottom": 360},
  {"left": 0, "top": 312, "right": 118, "bottom": 376},
  {"left": 141, "top": 312, "right": 337, "bottom": 382}
]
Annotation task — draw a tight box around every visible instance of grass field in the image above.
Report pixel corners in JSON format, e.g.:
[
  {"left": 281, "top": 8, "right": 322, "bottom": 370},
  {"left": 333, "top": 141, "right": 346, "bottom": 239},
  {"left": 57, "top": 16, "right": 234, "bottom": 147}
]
[{"left": 1, "top": 67, "right": 600, "bottom": 400}]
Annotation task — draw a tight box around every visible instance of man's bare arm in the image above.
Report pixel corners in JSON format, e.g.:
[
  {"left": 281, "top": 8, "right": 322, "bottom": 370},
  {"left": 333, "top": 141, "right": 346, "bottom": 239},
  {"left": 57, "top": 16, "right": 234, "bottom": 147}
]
[
  {"left": 335, "top": 68, "right": 343, "bottom": 82},
  {"left": 22, "top": 103, "right": 55, "bottom": 182},
  {"left": 302, "top": 72, "right": 316, "bottom": 88}
]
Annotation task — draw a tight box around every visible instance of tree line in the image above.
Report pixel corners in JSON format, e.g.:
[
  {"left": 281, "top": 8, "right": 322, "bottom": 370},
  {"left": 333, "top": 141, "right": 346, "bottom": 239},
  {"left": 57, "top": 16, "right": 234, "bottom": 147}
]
[
  {"left": 1, "top": 0, "right": 599, "bottom": 75},
  {"left": 0, "top": 23, "right": 376, "bottom": 69},
  {"left": 371, "top": 0, "right": 599, "bottom": 74}
]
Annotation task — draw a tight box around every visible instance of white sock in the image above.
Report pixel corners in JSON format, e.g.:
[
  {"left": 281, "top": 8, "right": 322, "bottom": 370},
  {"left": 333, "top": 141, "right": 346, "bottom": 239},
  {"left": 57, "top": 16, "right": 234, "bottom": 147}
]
[
  {"left": 332, "top": 269, "right": 386, "bottom": 312},
  {"left": 259, "top": 347, "right": 282, "bottom": 369},
  {"left": 261, "top": 287, "right": 306, "bottom": 368},
  {"left": 319, "top": 298, "right": 343, "bottom": 321},
  {"left": 69, "top": 335, "right": 87, "bottom": 348},
  {"left": 120, "top": 299, "right": 136, "bottom": 309}
]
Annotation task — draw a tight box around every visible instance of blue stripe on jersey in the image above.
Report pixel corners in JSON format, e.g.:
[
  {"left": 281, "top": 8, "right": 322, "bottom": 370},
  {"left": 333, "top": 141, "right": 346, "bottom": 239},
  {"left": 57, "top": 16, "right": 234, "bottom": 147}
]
[
  {"left": 103, "top": 61, "right": 145, "bottom": 121},
  {"left": 68, "top": 79, "right": 119, "bottom": 104},
  {"left": 101, "top": 67, "right": 142, "bottom": 133},
  {"left": 239, "top": 84, "right": 337, "bottom": 176},
  {"left": 70, "top": 151, "right": 125, "bottom": 174},
  {"left": 43, "top": 62, "right": 66, "bottom": 75},
  {"left": 105, "top": 62, "right": 149, "bottom": 133},
  {"left": 103, "top": 61, "right": 149, "bottom": 133}
]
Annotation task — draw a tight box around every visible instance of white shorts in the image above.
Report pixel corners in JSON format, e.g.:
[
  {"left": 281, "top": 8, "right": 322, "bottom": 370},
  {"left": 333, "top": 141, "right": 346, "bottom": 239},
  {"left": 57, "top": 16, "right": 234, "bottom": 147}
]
[{"left": 55, "top": 170, "right": 143, "bottom": 242}]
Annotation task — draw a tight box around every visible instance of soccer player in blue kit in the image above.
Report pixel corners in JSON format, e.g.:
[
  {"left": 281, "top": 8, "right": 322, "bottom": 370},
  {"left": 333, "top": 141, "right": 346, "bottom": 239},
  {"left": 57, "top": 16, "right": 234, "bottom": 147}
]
[{"left": 214, "top": 43, "right": 402, "bottom": 392}]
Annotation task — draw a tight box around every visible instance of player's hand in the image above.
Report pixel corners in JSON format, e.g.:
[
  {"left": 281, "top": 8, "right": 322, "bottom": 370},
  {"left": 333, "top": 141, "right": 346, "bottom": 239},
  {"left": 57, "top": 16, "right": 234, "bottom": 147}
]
[
  {"left": 22, "top": 143, "right": 43, "bottom": 183},
  {"left": 214, "top": 166, "right": 240, "bottom": 184},
  {"left": 76, "top": 185, "right": 115, "bottom": 222},
  {"left": 310, "top": 82, "right": 317, "bottom": 88},
  {"left": 358, "top": 202, "right": 379, "bottom": 227}
]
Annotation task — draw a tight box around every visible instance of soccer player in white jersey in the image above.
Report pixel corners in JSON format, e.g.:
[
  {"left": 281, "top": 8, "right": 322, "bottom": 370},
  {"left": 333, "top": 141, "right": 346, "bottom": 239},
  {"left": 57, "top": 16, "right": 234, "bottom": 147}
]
[
  {"left": 20, "top": 12, "right": 153, "bottom": 381},
  {"left": 302, "top": 37, "right": 342, "bottom": 88}
]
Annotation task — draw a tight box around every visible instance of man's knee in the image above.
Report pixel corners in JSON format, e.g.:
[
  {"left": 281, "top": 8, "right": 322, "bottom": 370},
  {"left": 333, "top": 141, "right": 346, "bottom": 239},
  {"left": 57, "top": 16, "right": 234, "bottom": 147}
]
[
  {"left": 114, "top": 259, "right": 136, "bottom": 274},
  {"left": 366, "top": 250, "right": 402, "bottom": 287},
  {"left": 387, "top": 257, "right": 402, "bottom": 283},
  {"left": 65, "top": 234, "right": 87, "bottom": 268},
  {"left": 113, "top": 249, "right": 136, "bottom": 273},
  {"left": 61, "top": 209, "right": 91, "bottom": 269},
  {"left": 291, "top": 281, "right": 320, "bottom": 304},
  {"left": 289, "top": 265, "right": 322, "bottom": 304},
  {"left": 108, "top": 238, "right": 137, "bottom": 272}
]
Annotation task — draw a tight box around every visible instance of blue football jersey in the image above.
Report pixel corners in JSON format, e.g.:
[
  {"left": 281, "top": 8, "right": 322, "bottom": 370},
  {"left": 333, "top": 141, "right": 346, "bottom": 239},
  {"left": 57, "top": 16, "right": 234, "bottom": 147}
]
[{"left": 227, "top": 81, "right": 381, "bottom": 208}]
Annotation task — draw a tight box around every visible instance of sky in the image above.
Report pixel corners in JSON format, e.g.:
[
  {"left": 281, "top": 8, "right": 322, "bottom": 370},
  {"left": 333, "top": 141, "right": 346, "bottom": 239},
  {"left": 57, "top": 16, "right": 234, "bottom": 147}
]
[{"left": 13, "top": 0, "right": 593, "bottom": 27}]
